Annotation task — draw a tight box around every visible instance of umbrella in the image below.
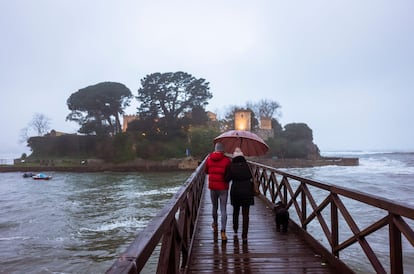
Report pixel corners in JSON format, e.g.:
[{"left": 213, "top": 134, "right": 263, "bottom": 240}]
[{"left": 213, "top": 130, "right": 269, "bottom": 157}]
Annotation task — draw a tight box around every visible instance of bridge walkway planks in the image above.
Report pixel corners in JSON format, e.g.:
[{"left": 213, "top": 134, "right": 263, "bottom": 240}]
[{"left": 185, "top": 183, "right": 337, "bottom": 273}]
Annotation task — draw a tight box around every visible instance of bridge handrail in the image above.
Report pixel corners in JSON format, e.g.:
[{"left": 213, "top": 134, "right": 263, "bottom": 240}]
[
  {"left": 106, "top": 159, "right": 414, "bottom": 273},
  {"left": 106, "top": 160, "right": 206, "bottom": 274},
  {"left": 249, "top": 161, "right": 414, "bottom": 274}
]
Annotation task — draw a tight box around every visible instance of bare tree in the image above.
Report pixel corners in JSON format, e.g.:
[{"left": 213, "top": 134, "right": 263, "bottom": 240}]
[
  {"left": 260, "top": 99, "right": 281, "bottom": 118},
  {"left": 19, "top": 127, "right": 29, "bottom": 144},
  {"left": 248, "top": 99, "right": 281, "bottom": 119},
  {"left": 20, "top": 113, "right": 51, "bottom": 143},
  {"left": 30, "top": 113, "right": 51, "bottom": 136}
]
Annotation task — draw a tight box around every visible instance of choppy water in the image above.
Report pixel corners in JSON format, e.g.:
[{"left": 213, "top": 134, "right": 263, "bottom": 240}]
[
  {"left": 1, "top": 151, "right": 414, "bottom": 273},
  {"left": 0, "top": 171, "right": 190, "bottom": 274}
]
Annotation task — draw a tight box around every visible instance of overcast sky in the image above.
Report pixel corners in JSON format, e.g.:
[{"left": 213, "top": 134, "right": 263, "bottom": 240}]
[{"left": 1, "top": 0, "right": 413, "bottom": 158}]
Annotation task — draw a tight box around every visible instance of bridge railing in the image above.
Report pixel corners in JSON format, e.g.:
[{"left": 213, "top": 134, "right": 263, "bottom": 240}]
[
  {"left": 106, "top": 160, "right": 206, "bottom": 274},
  {"left": 249, "top": 161, "right": 414, "bottom": 274}
]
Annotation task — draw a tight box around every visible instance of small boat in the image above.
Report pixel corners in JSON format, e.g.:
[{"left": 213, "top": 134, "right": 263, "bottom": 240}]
[
  {"left": 32, "top": 173, "right": 52, "bottom": 180},
  {"left": 23, "top": 172, "right": 35, "bottom": 178}
]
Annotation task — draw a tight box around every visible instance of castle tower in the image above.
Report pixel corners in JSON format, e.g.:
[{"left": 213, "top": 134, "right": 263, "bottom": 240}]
[
  {"left": 122, "top": 115, "right": 139, "bottom": 132},
  {"left": 257, "top": 116, "right": 274, "bottom": 140},
  {"left": 234, "top": 110, "right": 251, "bottom": 131},
  {"left": 206, "top": 111, "right": 217, "bottom": 121},
  {"left": 260, "top": 117, "right": 272, "bottom": 130}
]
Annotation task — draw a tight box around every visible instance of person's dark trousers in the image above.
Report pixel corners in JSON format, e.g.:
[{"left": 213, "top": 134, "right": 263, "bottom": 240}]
[
  {"left": 233, "top": 205, "right": 240, "bottom": 233},
  {"left": 242, "top": 206, "right": 250, "bottom": 240},
  {"left": 233, "top": 205, "right": 250, "bottom": 238}
]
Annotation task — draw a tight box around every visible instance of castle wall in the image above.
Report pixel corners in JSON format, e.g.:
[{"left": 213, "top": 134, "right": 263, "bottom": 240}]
[{"left": 122, "top": 115, "right": 139, "bottom": 132}]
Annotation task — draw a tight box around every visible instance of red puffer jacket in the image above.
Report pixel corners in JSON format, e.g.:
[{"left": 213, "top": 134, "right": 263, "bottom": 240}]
[{"left": 205, "top": 151, "right": 231, "bottom": 191}]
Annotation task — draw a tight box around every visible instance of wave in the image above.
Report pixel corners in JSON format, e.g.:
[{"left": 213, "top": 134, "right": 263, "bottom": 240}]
[
  {"left": 0, "top": 236, "right": 31, "bottom": 241},
  {"left": 321, "top": 150, "right": 414, "bottom": 157},
  {"left": 284, "top": 152, "right": 414, "bottom": 188},
  {"left": 80, "top": 217, "right": 148, "bottom": 232},
  {"left": 134, "top": 186, "right": 181, "bottom": 197},
  {"left": 359, "top": 156, "right": 414, "bottom": 175}
]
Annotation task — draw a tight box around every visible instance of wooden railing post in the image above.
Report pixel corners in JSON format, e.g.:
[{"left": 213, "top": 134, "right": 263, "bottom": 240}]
[
  {"left": 389, "top": 214, "right": 403, "bottom": 274},
  {"left": 331, "top": 194, "right": 339, "bottom": 257},
  {"left": 157, "top": 218, "right": 179, "bottom": 274},
  {"left": 283, "top": 181, "right": 288, "bottom": 205},
  {"left": 301, "top": 182, "right": 307, "bottom": 230}
]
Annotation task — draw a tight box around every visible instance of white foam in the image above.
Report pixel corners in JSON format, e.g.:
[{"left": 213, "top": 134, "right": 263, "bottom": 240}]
[
  {"left": 322, "top": 150, "right": 391, "bottom": 157},
  {"left": 359, "top": 157, "right": 414, "bottom": 175},
  {"left": 80, "top": 217, "right": 148, "bottom": 232},
  {"left": 0, "top": 236, "right": 31, "bottom": 241},
  {"left": 134, "top": 186, "right": 181, "bottom": 197}
]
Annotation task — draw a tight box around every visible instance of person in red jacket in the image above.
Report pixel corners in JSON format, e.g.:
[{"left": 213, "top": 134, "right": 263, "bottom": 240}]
[{"left": 205, "top": 142, "right": 231, "bottom": 242}]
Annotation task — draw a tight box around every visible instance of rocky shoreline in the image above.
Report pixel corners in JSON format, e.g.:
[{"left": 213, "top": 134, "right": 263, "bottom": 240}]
[{"left": 0, "top": 157, "right": 358, "bottom": 173}]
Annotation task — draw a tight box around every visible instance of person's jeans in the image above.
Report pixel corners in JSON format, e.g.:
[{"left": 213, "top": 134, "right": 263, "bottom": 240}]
[{"left": 210, "top": 189, "right": 228, "bottom": 231}]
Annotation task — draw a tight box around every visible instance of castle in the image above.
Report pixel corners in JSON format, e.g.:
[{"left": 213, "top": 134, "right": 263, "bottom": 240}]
[
  {"left": 122, "top": 109, "right": 273, "bottom": 139},
  {"left": 233, "top": 109, "right": 273, "bottom": 140},
  {"left": 122, "top": 115, "right": 139, "bottom": 132}
]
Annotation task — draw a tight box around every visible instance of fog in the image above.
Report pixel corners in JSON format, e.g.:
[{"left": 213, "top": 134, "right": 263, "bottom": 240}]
[{"left": 1, "top": 0, "right": 413, "bottom": 159}]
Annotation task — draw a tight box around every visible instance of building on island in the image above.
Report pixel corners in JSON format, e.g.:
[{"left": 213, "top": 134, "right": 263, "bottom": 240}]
[
  {"left": 234, "top": 109, "right": 251, "bottom": 131},
  {"left": 233, "top": 109, "right": 274, "bottom": 140},
  {"left": 206, "top": 111, "right": 217, "bottom": 121},
  {"left": 122, "top": 115, "right": 139, "bottom": 132},
  {"left": 122, "top": 109, "right": 274, "bottom": 140}
]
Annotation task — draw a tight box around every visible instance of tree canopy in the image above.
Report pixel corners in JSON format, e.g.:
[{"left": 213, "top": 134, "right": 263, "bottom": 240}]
[
  {"left": 66, "top": 82, "right": 132, "bottom": 135},
  {"left": 136, "top": 72, "right": 212, "bottom": 129},
  {"left": 283, "top": 123, "right": 313, "bottom": 141},
  {"left": 265, "top": 122, "right": 318, "bottom": 159},
  {"left": 24, "top": 71, "right": 322, "bottom": 161}
]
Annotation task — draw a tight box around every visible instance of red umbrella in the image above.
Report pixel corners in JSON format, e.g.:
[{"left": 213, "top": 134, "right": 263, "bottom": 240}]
[{"left": 213, "top": 130, "right": 269, "bottom": 157}]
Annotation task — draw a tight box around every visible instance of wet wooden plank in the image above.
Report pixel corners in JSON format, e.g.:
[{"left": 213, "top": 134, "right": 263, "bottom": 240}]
[{"left": 185, "top": 185, "right": 337, "bottom": 273}]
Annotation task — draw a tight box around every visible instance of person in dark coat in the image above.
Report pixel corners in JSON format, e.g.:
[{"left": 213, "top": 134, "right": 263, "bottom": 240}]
[{"left": 224, "top": 147, "right": 254, "bottom": 244}]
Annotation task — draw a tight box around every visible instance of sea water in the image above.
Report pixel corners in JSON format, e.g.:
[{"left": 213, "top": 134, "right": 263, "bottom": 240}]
[
  {"left": 0, "top": 151, "right": 413, "bottom": 273},
  {"left": 0, "top": 171, "right": 191, "bottom": 273}
]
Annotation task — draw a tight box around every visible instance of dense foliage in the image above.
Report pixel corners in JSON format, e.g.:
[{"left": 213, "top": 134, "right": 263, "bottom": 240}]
[
  {"left": 26, "top": 122, "right": 318, "bottom": 162},
  {"left": 266, "top": 123, "right": 319, "bottom": 159},
  {"left": 28, "top": 135, "right": 99, "bottom": 158},
  {"left": 136, "top": 71, "right": 212, "bottom": 130},
  {"left": 66, "top": 82, "right": 132, "bottom": 135},
  {"left": 26, "top": 128, "right": 219, "bottom": 162},
  {"left": 25, "top": 72, "right": 320, "bottom": 162}
]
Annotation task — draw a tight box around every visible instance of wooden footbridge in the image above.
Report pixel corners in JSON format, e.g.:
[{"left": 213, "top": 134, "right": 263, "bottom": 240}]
[{"left": 106, "top": 159, "right": 414, "bottom": 274}]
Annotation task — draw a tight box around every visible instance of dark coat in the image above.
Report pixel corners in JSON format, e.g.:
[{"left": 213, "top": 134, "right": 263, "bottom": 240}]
[{"left": 225, "top": 156, "right": 254, "bottom": 207}]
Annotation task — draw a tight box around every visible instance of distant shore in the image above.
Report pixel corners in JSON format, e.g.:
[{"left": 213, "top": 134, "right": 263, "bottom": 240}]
[
  {"left": 256, "top": 157, "right": 359, "bottom": 168},
  {"left": 0, "top": 157, "right": 358, "bottom": 173}
]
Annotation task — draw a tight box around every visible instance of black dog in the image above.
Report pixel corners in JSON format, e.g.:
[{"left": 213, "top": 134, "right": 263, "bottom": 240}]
[{"left": 274, "top": 202, "right": 289, "bottom": 232}]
